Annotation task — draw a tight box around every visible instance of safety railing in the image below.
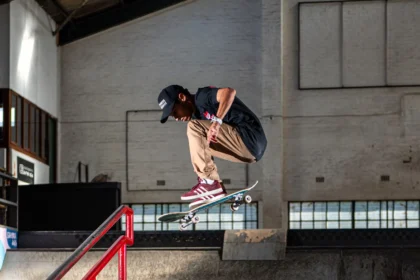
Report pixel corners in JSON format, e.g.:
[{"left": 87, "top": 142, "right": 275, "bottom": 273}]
[{"left": 47, "top": 205, "right": 134, "bottom": 280}]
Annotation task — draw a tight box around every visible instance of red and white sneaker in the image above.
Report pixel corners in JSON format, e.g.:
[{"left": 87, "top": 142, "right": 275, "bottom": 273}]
[
  {"left": 189, "top": 192, "right": 227, "bottom": 208},
  {"left": 181, "top": 178, "right": 225, "bottom": 201}
]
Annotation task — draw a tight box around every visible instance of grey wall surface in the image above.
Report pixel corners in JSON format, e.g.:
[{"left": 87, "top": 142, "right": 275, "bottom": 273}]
[{"left": 0, "top": 3, "right": 10, "bottom": 88}]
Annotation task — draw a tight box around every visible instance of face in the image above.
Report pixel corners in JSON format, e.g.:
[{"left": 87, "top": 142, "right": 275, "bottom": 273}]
[{"left": 170, "top": 93, "right": 194, "bottom": 122}]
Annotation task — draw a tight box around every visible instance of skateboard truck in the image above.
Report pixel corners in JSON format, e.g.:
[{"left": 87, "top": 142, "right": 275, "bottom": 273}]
[
  {"left": 180, "top": 213, "right": 199, "bottom": 231},
  {"left": 231, "top": 193, "right": 252, "bottom": 211}
]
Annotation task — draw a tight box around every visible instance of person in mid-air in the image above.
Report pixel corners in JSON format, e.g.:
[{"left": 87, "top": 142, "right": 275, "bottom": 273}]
[{"left": 158, "top": 85, "right": 267, "bottom": 208}]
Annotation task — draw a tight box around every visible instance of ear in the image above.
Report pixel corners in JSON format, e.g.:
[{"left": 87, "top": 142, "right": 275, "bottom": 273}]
[{"left": 178, "top": 93, "right": 187, "bottom": 102}]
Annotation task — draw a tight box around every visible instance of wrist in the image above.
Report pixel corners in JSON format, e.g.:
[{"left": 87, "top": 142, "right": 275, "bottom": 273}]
[{"left": 210, "top": 115, "right": 223, "bottom": 126}]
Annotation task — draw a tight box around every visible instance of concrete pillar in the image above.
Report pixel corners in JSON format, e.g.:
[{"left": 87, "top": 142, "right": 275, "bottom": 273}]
[{"left": 260, "top": 0, "right": 284, "bottom": 230}]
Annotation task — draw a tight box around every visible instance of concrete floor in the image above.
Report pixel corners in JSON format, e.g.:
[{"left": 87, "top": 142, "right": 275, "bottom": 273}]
[{"left": 1, "top": 248, "right": 419, "bottom": 280}]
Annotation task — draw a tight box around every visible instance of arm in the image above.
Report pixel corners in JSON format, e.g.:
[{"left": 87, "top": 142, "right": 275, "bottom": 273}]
[
  {"left": 207, "top": 87, "right": 236, "bottom": 144},
  {"left": 214, "top": 87, "right": 236, "bottom": 119}
]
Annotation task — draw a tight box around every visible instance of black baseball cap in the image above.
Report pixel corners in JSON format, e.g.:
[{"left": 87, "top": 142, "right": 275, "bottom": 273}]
[{"left": 158, "top": 85, "right": 186, "bottom": 123}]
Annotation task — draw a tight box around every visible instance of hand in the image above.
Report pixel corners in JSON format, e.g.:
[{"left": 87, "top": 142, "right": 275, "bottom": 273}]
[{"left": 207, "top": 122, "right": 221, "bottom": 144}]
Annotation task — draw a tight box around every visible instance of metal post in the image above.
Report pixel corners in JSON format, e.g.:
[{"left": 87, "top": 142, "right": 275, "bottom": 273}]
[
  {"left": 119, "top": 244, "right": 127, "bottom": 280},
  {"left": 85, "top": 164, "right": 89, "bottom": 182},
  {"left": 78, "top": 162, "right": 81, "bottom": 183}
]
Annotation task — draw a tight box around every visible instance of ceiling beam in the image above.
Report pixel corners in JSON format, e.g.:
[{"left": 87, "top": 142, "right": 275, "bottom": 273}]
[
  {"left": 49, "top": 0, "right": 70, "bottom": 18},
  {"left": 53, "top": 0, "right": 89, "bottom": 35},
  {"left": 58, "top": 0, "right": 187, "bottom": 45}
]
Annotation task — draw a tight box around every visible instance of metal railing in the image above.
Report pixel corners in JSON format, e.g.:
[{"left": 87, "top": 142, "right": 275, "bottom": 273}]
[{"left": 47, "top": 205, "right": 134, "bottom": 280}]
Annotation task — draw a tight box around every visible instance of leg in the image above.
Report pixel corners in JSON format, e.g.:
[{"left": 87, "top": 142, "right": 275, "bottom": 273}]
[{"left": 187, "top": 120, "right": 255, "bottom": 180}]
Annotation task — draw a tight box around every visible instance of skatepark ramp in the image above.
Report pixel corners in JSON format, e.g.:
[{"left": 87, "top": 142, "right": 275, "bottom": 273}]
[{"left": 46, "top": 205, "right": 134, "bottom": 279}]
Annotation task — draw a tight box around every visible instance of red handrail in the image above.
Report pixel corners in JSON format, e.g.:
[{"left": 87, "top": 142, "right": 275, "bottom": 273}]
[{"left": 47, "top": 205, "right": 134, "bottom": 280}]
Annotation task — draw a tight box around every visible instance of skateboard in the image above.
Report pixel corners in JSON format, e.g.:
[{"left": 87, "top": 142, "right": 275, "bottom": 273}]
[{"left": 158, "top": 180, "right": 258, "bottom": 231}]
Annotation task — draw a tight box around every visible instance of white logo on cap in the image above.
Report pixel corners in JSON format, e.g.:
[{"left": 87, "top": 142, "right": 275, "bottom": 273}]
[{"left": 159, "top": 99, "right": 167, "bottom": 109}]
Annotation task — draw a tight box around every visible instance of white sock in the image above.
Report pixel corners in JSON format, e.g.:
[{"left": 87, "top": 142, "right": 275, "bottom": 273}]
[{"left": 203, "top": 178, "right": 214, "bottom": 184}]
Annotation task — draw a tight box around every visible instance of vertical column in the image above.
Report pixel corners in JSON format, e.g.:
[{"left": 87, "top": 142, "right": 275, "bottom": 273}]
[{"left": 260, "top": 0, "right": 284, "bottom": 230}]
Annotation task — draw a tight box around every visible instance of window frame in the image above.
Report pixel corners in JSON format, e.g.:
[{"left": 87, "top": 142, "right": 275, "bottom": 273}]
[
  {"left": 289, "top": 200, "right": 420, "bottom": 230},
  {"left": 7, "top": 90, "right": 56, "bottom": 165}
]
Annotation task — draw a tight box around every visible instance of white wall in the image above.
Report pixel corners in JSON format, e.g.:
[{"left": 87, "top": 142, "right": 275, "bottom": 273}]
[
  {"left": 60, "top": 0, "right": 263, "bottom": 203},
  {"left": 0, "top": 3, "right": 10, "bottom": 88},
  {"left": 9, "top": 0, "right": 59, "bottom": 117},
  {"left": 10, "top": 149, "right": 49, "bottom": 185}
]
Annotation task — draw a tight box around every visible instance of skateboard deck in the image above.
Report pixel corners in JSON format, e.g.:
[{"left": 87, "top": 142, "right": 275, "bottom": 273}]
[{"left": 158, "top": 180, "right": 258, "bottom": 230}]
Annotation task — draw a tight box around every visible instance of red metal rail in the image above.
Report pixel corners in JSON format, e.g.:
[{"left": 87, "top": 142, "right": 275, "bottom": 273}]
[{"left": 47, "top": 205, "right": 134, "bottom": 280}]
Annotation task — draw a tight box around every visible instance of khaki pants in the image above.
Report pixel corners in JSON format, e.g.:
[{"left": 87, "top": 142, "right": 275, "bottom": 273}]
[{"left": 187, "top": 120, "right": 256, "bottom": 181}]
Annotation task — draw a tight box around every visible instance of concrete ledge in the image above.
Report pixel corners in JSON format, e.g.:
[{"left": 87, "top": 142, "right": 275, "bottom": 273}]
[{"left": 222, "top": 229, "right": 286, "bottom": 260}]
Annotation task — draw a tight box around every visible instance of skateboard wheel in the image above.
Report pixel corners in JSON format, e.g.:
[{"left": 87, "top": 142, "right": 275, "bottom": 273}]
[
  {"left": 179, "top": 224, "right": 187, "bottom": 231},
  {"left": 244, "top": 195, "right": 252, "bottom": 204},
  {"left": 192, "top": 216, "right": 200, "bottom": 224},
  {"left": 230, "top": 203, "right": 239, "bottom": 212}
]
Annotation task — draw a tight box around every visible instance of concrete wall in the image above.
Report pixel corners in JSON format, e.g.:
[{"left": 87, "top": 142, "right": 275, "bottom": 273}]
[
  {"left": 282, "top": 0, "right": 420, "bottom": 204},
  {"left": 9, "top": 0, "right": 59, "bottom": 117},
  {"left": 1, "top": 249, "right": 420, "bottom": 279},
  {"left": 60, "top": 0, "right": 269, "bottom": 213},
  {"left": 0, "top": 3, "right": 10, "bottom": 88}
]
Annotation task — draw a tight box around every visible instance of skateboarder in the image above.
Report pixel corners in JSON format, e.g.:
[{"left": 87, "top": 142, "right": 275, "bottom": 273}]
[{"left": 158, "top": 85, "right": 267, "bottom": 208}]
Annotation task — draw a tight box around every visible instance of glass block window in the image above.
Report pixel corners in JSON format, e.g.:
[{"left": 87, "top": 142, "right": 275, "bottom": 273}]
[
  {"left": 289, "top": 200, "right": 420, "bottom": 229},
  {"left": 121, "top": 202, "right": 258, "bottom": 231},
  {"left": 354, "top": 201, "right": 420, "bottom": 229},
  {"left": 289, "top": 202, "right": 352, "bottom": 229}
]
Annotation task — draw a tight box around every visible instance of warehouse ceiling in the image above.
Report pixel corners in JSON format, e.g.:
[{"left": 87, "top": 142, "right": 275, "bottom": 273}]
[{"left": 25, "top": 0, "right": 187, "bottom": 45}]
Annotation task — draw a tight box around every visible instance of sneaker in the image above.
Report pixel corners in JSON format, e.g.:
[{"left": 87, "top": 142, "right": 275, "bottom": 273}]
[
  {"left": 181, "top": 178, "right": 224, "bottom": 201},
  {"left": 189, "top": 192, "right": 227, "bottom": 208}
]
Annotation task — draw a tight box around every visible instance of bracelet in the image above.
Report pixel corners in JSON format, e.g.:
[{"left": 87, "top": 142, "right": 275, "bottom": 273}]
[{"left": 211, "top": 116, "right": 223, "bottom": 125}]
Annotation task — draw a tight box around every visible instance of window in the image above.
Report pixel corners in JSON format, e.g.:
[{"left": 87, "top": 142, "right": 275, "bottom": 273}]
[
  {"left": 121, "top": 202, "right": 258, "bottom": 231},
  {"left": 41, "top": 112, "right": 46, "bottom": 159},
  {"left": 34, "top": 108, "right": 40, "bottom": 156},
  {"left": 17, "top": 97, "right": 21, "bottom": 146},
  {"left": 7, "top": 92, "right": 57, "bottom": 166},
  {"left": 23, "top": 101, "right": 29, "bottom": 149},
  {"left": 289, "top": 201, "right": 420, "bottom": 229},
  {"left": 30, "top": 105, "right": 35, "bottom": 153},
  {"left": 0, "top": 92, "right": 3, "bottom": 142},
  {"left": 354, "top": 201, "right": 419, "bottom": 229},
  {"left": 11, "top": 94, "right": 22, "bottom": 146},
  {"left": 11, "top": 94, "right": 16, "bottom": 143}
]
